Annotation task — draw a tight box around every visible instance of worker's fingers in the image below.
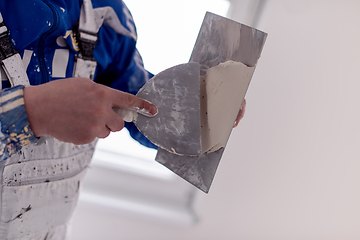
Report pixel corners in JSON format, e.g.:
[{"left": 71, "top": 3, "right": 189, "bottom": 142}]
[
  {"left": 106, "top": 110, "right": 125, "bottom": 132},
  {"left": 111, "top": 90, "right": 158, "bottom": 117},
  {"left": 97, "top": 126, "right": 111, "bottom": 139},
  {"left": 234, "top": 99, "right": 246, "bottom": 128}
]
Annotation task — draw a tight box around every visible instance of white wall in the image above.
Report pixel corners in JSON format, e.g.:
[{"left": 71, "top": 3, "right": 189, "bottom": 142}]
[{"left": 70, "top": 1, "right": 360, "bottom": 239}]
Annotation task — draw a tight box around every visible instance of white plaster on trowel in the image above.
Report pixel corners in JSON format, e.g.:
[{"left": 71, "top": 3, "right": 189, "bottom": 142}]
[{"left": 201, "top": 60, "right": 255, "bottom": 153}]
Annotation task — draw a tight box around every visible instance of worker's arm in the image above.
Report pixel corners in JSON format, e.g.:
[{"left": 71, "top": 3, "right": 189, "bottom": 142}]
[{"left": 23, "top": 77, "right": 157, "bottom": 145}]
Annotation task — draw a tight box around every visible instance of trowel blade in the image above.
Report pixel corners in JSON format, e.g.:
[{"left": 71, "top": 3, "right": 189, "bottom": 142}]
[
  {"left": 156, "top": 12, "right": 267, "bottom": 193},
  {"left": 156, "top": 148, "right": 224, "bottom": 193},
  {"left": 190, "top": 12, "right": 267, "bottom": 68},
  {"left": 135, "top": 62, "right": 202, "bottom": 156}
]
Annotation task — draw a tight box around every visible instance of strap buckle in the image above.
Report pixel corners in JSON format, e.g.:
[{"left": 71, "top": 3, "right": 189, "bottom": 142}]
[
  {"left": 77, "top": 28, "right": 98, "bottom": 61},
  {"left": 0, "top": 21, "right": 17, "bottom": 61}
]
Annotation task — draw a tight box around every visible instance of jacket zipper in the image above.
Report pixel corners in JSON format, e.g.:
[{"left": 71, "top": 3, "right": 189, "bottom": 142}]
[{"left": 38, "top": 0, "right": 60, "bottom": 83}]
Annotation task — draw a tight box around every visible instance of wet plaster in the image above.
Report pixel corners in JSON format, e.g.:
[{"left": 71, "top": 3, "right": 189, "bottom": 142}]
[{"left": 201, "top": 60, "right": 255, "bottom": 153}]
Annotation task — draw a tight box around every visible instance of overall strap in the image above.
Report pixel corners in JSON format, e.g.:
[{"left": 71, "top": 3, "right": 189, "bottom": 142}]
[
  {"left": 74, "top": 0, "right": 138, "bottom": 81},
  {"left": 73, "top": 0, "right": 98, "bottom": 81},
  {"left": 0, "top": 13, "right": 30, "bottom": 88}
]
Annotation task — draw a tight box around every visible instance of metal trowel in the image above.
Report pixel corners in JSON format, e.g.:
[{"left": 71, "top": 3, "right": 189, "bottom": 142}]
[
  {"left": 114, "top": 62, "right": 203, "bottom": 156},
  {"left": 154, "top": 12, "right": 267, "bottom": 193},
  {"left": 116, "top": 12, "right": 267, "bottom": 193}
]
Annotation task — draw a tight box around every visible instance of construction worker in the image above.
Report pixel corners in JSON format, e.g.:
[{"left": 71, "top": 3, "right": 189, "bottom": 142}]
[
  {"left": 0, "top": 0, "right": 245, "bottom": 239},
  {"left": 0, "top": 0, "right": 158, "bottom": 239}
]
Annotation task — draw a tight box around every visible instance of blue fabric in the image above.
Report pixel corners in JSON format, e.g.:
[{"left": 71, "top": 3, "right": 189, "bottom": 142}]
[
  {"left": 0, "top": 85, "right": 38, "bottom": 162},
  {"left": 0, "top": 0, "right": 157, "bottom": 153}
]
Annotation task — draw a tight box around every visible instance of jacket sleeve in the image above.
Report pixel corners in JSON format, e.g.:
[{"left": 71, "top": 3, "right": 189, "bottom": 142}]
[{"left": 0, "top": 85, "right": 38, "bottom": 162}]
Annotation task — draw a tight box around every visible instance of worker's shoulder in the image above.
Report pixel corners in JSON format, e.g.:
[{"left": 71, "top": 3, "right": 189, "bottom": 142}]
[{"left": 90, "top": 0, "right": 137, "bottom": 38}]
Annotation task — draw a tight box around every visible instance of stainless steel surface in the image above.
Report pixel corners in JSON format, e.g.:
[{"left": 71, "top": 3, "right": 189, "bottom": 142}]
[
  {"left": 155, "top": 12, "right": 267, "bottom": 193},
  {"left": 156, "top": 148, "right": 224, "bottom": 193},
  {"left": 190, "top": 12, "right": 267, "bottom": 68},
  {"left": 136, "top": 62, "right": 202, "bottom": 156}
]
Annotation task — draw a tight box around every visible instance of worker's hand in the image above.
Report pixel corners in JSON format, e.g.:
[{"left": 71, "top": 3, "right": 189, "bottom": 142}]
[
  {"left": 23, "top": 77, "right": 158, "bottom": 145},
  {"left": 233, "top": 99, "right": 246, "bottom": 128}
]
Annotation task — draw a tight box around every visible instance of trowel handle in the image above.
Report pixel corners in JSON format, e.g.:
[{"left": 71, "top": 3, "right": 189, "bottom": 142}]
[{"left": 113, "top": 107, "right": 137, "bottom": 122}]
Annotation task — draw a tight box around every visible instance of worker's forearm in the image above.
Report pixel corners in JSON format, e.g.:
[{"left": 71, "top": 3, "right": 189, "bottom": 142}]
[{"left": 23, "top": 77, "right": 157, "bottom": 145}]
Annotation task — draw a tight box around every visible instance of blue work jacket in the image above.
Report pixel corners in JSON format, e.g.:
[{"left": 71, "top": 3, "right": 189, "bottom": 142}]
[{"left": 0, "top": 0, "right": 156, "bottom": 161}]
